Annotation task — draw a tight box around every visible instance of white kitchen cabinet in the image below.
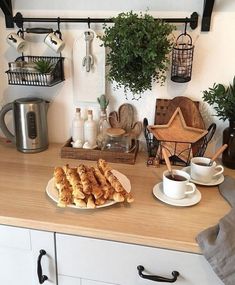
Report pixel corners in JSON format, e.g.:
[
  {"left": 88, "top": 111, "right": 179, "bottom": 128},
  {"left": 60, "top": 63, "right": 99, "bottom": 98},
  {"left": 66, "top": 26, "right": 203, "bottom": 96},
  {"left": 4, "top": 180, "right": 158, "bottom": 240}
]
[
  {"left": 56, "top": 234, "right": 223, "bottom": 285},
  {"left": 58, "top": 275, "right": 116, "bottom": 285},
  {"left": 0, "top": 224, "right": 57, "bottom": 285},
  {"left": 0, "top": 224, "right": 224, "bottom": 285}
]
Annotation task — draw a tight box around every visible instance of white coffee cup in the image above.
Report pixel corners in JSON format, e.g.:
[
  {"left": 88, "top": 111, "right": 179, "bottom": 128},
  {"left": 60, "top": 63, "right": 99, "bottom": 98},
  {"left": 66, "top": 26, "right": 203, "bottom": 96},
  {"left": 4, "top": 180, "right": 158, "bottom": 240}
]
[
  {"left": 6, "top": 32, "right": 28, "bottom": 53},
  {"left": 163, "top": 169, "right": 196, "bottom": 200},
  {"left": 44, "top": 32, "right": 65, "bottom": 53},
  {"left": 190, "top": 157, "right": 224, "bottom": 183}
]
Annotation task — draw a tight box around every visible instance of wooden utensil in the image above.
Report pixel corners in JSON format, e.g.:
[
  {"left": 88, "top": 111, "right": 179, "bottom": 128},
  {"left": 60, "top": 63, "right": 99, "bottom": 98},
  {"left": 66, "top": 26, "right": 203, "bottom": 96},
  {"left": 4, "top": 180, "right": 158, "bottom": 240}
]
[
  {"left": 209, "top": 144, "right": 228, "bottom": 166},
  {"left": 162, "top": 148, "right": 174, "bottom": 179}
]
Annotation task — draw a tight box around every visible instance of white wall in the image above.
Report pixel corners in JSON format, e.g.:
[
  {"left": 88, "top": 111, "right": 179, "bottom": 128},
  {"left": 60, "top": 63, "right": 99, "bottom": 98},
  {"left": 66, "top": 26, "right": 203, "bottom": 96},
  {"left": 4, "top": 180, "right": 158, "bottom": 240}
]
[{"left": 0, "top": 0, "right": 234, "bottom": 152}]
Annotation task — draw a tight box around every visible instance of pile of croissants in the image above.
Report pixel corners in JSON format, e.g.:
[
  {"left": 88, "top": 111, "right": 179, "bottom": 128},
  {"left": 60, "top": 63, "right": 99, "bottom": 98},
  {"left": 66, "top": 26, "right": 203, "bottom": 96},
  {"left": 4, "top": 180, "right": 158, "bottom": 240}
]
[{"left": 53, "top": 159, "right": 134, "bottom": 208}]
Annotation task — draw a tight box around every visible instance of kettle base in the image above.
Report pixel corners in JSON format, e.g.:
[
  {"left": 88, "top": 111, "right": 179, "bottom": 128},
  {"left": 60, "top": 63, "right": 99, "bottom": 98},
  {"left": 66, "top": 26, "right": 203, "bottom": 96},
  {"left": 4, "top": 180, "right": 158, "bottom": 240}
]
[{"left": 17, "top": 145, "right": 48, "bottom": 153}]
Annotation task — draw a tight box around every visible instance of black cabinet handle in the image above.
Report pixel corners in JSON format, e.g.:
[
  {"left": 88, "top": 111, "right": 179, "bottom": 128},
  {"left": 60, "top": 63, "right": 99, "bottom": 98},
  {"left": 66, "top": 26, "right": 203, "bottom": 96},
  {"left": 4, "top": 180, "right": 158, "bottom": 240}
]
[
  {"left": 37, "top": 249, "right": 48, "bottom": 284},
  {"left": 137, "top": 265, "right": 179, "bottom": 283}
]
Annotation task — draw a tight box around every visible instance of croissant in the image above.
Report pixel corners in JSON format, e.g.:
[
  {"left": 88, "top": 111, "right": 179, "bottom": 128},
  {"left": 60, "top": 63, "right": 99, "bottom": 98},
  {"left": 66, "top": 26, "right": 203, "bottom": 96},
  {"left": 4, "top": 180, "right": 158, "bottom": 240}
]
[
  {"left": 53, "top": 167, "right": 73, "bottom": 207},
  {"left": 86, "top": 195, "right": 96, "bottom": 209},
  {"left": 77, "top": 164, "right": 92, "bottom": 195},
  {"left": 104, "top": 170, "right": 126, "bottom": 193},
  {"left": 74, "top": 198, "right": 87, "bottom": 208},
  {"left": 93, "top": 167, "right": 114, "bottom": 199},
  {"left": 86, "top": 166, "right": 103, "bottom": 199},
  {"left": 63, "top": 164, "right": 85, "bottom": 199},
  {"left": 97, "top": 158, "right": 112, "bottom": 174}
]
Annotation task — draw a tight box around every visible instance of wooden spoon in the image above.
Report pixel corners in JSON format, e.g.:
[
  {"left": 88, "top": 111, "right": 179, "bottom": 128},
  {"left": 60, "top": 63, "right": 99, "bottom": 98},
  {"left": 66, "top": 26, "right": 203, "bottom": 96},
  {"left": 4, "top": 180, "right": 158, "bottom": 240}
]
[
  {"left": 162, "top": 148, "right": 174, "bottom": 179},
  {"left": 209, "top": 144, "right": 228, "bottom": 166}
]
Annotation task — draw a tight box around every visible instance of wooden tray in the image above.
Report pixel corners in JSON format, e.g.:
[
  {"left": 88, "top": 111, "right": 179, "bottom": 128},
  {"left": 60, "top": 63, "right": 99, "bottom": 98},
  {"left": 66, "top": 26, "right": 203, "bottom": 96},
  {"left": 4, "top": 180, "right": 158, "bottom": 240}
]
[{"left": 61, "top": 138, "right": 139, "bottom": 164}]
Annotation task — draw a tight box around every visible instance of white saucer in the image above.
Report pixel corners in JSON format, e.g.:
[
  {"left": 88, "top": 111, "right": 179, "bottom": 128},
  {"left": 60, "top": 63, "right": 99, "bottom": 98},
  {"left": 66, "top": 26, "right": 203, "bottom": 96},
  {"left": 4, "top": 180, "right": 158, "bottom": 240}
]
[
  {"left": 153, "top": 182, "right": 201, "bottom": 207},
  {"left": 181, "top": 166, "right": 224, "bottom": 186}
]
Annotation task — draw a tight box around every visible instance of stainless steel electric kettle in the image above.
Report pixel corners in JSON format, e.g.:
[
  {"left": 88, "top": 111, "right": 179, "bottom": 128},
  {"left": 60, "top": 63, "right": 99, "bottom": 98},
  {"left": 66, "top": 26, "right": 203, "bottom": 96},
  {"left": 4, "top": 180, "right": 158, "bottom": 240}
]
[{"left": 0, "top": 97, "right": 49, "bottom": 153}]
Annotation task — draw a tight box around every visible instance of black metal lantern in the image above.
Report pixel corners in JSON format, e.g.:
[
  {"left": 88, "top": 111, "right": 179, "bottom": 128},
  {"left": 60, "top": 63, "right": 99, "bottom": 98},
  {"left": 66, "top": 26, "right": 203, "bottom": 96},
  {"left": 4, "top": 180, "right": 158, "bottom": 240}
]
[{"left": 171, "top": 32, "right": 194, "bottom": 83}]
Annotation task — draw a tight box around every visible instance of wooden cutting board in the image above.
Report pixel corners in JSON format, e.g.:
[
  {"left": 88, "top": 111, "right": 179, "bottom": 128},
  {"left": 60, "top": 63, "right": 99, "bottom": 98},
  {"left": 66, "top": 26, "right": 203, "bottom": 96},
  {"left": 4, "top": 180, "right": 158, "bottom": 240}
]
[
  {"left": 155, "top": 96, "right": 205, "bottom": 129},
  {"left": 167, "top": 97, "right": 205, "bottom": 129}
]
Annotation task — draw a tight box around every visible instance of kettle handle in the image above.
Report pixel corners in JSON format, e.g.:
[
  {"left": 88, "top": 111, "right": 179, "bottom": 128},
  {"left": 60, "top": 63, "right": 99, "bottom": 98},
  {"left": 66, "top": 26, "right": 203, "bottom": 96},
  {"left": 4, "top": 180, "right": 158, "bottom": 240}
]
[{"left": 0, "top": 103, "right": 16, "bottom": 144}]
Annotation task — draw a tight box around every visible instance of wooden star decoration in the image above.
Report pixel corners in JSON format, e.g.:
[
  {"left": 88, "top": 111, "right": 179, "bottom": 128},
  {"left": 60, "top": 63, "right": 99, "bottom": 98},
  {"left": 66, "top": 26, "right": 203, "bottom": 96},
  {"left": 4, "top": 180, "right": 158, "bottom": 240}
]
[
  {"left": 148, "top": 107, "right": 208, "bottom": 163},
  {"left": 148, "top": 107, "right": 208, "bottom": 143}
]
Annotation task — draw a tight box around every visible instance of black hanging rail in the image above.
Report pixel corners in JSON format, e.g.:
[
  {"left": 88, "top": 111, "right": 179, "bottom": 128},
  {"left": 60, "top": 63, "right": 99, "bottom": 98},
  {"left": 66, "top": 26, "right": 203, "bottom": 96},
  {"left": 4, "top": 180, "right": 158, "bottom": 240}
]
[
  {"left": 13, "top": 12, "right": 198, "bottom": 30},
  {"left": 1, "top": 0, "right": 216, "bottom": 31}
]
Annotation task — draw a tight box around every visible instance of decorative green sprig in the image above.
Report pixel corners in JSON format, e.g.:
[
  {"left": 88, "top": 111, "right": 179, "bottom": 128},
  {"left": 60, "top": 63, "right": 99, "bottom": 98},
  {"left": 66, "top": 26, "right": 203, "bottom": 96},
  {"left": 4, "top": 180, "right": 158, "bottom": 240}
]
[{"left": 202, "top": 76, "right": 235, "bottom": 121}]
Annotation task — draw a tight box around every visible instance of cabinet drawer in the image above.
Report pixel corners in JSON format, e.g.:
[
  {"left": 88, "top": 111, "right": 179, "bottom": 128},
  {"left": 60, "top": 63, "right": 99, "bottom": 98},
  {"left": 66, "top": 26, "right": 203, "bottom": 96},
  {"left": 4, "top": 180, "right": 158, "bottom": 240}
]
[
  {"left": 58, "top": 275, "right": 116, "bottom": 285},
  {"left": 56, "top": 234, "right": 223, "bottom": 285},
  {"left": 0, "top": 224, "right": 31, "bottom": 250}
]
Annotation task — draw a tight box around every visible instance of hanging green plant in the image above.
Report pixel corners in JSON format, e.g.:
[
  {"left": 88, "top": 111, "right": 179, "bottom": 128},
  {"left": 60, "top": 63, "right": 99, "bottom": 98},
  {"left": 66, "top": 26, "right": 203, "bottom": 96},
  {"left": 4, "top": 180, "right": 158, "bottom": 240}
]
[{"left": 100, "top": 11, "right": 175, "bottom": 97}]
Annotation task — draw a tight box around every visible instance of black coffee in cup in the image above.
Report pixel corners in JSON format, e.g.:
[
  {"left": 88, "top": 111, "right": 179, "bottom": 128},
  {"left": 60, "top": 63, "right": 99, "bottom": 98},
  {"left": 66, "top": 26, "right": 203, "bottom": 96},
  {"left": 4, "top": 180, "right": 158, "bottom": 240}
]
[
  {"left": 166, "top": 174, "right": 187, "bottom": 181},
  {"left": 195, "top": 162, "right": 209, "bottom": 166}
]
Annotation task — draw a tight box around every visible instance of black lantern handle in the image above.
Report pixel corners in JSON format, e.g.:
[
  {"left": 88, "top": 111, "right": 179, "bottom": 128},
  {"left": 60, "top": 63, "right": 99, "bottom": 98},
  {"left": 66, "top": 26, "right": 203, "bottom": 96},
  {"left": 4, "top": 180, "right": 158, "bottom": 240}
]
[
  {"left": 175, "top": 33, "right": 193, "bottom": 45},
  {"left": 137, "top": 265, "right": 179, "bottom": 283},
  {"left": 37, "top": 249, "right": 48, "bottom": 284}
]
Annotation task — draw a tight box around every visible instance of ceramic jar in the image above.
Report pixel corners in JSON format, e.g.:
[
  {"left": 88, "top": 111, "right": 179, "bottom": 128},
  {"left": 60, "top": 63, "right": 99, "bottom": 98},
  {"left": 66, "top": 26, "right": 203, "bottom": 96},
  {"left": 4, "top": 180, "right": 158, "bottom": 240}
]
[{"left": 222, "top": 120, "right": 235, "bottom": 169}]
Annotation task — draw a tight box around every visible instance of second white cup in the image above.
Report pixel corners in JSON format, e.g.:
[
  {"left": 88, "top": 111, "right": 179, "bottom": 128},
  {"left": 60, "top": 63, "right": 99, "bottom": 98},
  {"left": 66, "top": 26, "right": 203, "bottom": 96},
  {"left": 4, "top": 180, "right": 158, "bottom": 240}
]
[
  {"left": 190, "top": 157, "right": 224, "bottom": 183},
  {"left": 44, "top": 32, "right": 65, "bottom": 53},
  {"left": 163, "top": 169, "right": 196, "bottom": 200}
]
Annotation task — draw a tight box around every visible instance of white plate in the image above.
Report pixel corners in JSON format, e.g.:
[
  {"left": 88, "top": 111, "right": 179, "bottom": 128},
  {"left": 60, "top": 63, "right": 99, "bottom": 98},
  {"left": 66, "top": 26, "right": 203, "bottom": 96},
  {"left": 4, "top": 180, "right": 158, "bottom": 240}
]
[
  {"left": 153, "top": 182, "right": 201, "bottom": 207},
  {"left": 181, "top": 166, "right": 224, "bottom": 186},
  {"left": 46, "top": 170, "right": 131, "bottom": 209}
]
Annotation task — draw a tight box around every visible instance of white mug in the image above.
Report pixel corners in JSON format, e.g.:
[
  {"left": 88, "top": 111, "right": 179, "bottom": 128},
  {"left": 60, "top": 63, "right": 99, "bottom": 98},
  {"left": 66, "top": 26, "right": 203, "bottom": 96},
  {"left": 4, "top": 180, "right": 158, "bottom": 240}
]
[
  {"left": 44, "top": 32, "right": 65, "bottom": 53},
  {"left": 6, "top": 32, "right": 28, "bottom": 53},
  {"left": 163, "top": 169, "right": 196, "bottom": 200},
  {"left": 190, "top": 157, "right": 224, "bottom": 183}
]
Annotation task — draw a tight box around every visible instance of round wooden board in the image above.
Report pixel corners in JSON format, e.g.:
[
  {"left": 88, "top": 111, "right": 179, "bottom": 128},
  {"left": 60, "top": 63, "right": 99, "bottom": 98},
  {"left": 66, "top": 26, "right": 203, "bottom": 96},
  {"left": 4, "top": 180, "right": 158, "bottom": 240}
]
[{"left": 165, "top": 97, "right": 205, "bottom": 129}]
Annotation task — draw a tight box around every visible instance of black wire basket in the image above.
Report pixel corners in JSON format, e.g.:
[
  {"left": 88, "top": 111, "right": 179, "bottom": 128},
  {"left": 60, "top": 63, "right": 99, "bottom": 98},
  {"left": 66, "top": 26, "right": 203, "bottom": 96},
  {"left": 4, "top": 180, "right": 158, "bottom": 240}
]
[
  {"left": 143, "top": 118, "right": 216, "bottom": 166},
  {"left": 6, "top": 55, "right": 65, "bottom": 87},
  {"left": 171, "top": 33, "right": 194, "bottom": 83}
]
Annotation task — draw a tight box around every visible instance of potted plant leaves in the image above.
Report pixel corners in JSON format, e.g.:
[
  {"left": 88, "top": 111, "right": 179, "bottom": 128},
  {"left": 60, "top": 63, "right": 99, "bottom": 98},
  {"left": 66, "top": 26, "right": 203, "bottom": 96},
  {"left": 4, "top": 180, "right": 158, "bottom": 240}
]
[
  {"left": 202, "top": 76, "right": 235, "bottom": 168},
  {"left": 100, "top": 11, "right": 175, "bottom": 99},
  {"left": 34, "top": 59, "right": 55, "bottom": 84}
]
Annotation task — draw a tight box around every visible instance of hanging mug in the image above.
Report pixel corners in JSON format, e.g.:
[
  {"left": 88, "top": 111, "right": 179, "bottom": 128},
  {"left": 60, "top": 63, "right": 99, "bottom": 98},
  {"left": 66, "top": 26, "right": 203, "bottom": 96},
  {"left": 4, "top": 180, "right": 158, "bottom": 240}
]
[
  {"left": 6, "top": 32, "right": 28, "bottom": 53},
  {"left": 44, "top": 30, "right": 65, "bottom": 53}
]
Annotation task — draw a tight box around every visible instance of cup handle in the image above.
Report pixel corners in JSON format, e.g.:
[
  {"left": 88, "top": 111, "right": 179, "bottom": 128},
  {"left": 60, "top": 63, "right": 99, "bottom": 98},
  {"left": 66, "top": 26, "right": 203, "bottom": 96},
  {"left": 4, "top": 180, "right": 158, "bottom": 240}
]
[
  {"left": 185, "top": 182, "right": 196, "bottom": 195},
  {"left": 213, "top": 165, "right": 224, "bottom": 178}
]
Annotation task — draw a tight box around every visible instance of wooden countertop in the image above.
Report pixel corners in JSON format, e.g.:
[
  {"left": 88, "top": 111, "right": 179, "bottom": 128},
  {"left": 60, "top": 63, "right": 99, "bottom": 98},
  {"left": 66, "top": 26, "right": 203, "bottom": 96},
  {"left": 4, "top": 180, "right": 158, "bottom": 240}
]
[{"left": 0, "top": 139, "right": 232, "bottom": 253}]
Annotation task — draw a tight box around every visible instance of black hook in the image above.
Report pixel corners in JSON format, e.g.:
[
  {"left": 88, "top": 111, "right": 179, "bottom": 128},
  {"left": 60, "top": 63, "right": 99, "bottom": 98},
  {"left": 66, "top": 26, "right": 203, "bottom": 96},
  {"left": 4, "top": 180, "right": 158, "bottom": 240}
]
[
  {"left": 88, "top": 17, "right": 91, "bottom": 29},
  {"left": 57, "top": 17, "right": 61, "bottom": 30},
  {"left": 184, "top": 21, "right": 188, "bottom": 35},
  {"left": 55, "top": 17, "right": 62, "bottom": 39},
  {"left": 87, "top": 17, "right": 91, "bottom": 35},
  {"left": 17, "top": 29, "right": 24, "bottom": 39}
]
